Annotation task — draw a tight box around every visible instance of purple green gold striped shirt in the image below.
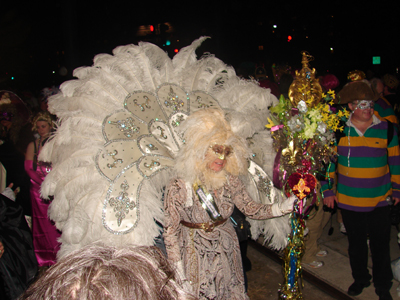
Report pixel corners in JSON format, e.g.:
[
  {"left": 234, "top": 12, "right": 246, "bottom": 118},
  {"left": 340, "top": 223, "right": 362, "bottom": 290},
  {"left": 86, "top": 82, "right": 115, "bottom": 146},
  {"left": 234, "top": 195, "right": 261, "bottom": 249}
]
[
  {"left": 321, "top": 115, "right": 400, "bottom": 212},
  {"left": 374, "top": 97, "right": 399, "bottom": 127}
]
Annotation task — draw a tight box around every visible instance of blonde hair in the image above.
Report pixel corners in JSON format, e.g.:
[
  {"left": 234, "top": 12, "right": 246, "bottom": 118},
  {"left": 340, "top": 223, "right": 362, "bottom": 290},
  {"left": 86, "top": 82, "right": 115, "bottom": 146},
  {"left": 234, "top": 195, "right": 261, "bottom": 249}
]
[
  {"left": 20, "top": 244, "right": 196, "bottom": 300},
  {"left": 174, "top": 108, "right": 250, "bottom": 188},
  {"left": 32, "top": 111, "right": 54, "bottom": 132}
]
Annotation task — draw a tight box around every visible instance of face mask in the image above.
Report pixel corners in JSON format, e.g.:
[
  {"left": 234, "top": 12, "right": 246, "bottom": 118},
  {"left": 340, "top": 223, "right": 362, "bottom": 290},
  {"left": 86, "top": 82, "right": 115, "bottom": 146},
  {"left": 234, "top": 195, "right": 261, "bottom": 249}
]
[
  {"left": 354, "top": 100, "right": 374, "bottom": 110},
  {"left": 209, "top": 144, "right": 233, "bottom": 160}
]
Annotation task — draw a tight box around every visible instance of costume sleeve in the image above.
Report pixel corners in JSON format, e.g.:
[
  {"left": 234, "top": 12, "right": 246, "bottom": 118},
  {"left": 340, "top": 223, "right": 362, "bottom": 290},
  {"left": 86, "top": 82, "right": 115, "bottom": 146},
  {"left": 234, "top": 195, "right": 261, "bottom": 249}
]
[
  {"left": 163, "top": 179, "right": 185, "bottom": 264},
  {"left": 230, "top": 176, "right": 275, "bottom": 219},
  {"left": 387, "top": 128, "right": 400, "bottom": 198},
  {"left": 24, "top": 160, "right": 42, "bottom": 184}
]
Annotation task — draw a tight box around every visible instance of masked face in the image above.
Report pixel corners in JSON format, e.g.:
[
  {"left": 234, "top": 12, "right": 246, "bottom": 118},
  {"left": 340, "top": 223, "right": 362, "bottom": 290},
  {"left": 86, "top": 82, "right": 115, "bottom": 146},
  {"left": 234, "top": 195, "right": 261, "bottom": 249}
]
[
  {"left": 209, "top": 144, "right": 233, "bottom": 160},
  {"left": 206, "top": 144, "right": 233, "bottom": 173},
  {"left": 354, "top": 100, "right": 374, "bottom": 110},
  {"left": 348, "top": 100, "right": 374, "bottom": 123}
]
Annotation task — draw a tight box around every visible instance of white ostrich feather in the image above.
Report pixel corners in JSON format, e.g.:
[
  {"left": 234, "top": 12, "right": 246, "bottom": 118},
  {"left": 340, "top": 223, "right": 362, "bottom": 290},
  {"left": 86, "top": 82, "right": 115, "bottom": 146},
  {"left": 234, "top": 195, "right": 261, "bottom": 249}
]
[{"left": 41, "top": 37, "right": 289, "bottom": 258}]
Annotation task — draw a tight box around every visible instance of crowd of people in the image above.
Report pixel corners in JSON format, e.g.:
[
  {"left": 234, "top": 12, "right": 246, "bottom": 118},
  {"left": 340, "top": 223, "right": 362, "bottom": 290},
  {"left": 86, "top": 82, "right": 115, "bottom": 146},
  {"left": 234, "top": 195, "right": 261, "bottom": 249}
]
[
  {"left": 0, "top": 88, "right": 60, "bottom": 298},
  {"left": 1, "top": 59, "right": 400, "bottom": 300}
]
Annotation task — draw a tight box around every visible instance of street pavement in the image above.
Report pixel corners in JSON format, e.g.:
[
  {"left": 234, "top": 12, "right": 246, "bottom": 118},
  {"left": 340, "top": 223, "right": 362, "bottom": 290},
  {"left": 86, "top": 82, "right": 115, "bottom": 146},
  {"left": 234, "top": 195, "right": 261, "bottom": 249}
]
[{"left": 246, "top": 213, "right": 400, "bottom": 299}]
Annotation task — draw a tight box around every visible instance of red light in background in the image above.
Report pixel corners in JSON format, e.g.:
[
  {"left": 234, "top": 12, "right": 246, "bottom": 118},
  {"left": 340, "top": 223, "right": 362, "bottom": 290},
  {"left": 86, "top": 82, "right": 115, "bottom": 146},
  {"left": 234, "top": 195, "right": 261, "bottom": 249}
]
[
  {"left": 287, "top": 35, "right": 292, "bottom": 42},
  {"left": 174, "top": 49, "right": 179, "bottom": 53},
  {"left": 150, "top": 25, "right": 154, "bottom": 32}
]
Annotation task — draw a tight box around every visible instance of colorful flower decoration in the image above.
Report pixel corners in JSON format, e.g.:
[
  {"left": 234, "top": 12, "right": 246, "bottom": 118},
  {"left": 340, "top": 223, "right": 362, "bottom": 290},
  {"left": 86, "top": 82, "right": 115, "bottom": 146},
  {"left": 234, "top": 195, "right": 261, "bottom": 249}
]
[{"left": 267, "top": 52, "right": 349, "bottom": 299}]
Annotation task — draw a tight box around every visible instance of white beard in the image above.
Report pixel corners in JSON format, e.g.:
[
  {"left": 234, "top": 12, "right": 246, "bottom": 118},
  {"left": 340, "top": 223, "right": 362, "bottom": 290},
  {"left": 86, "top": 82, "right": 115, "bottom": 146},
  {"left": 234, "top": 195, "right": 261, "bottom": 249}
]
[{"left": 199, "top": 168, "right": 228, "bottom": 191}]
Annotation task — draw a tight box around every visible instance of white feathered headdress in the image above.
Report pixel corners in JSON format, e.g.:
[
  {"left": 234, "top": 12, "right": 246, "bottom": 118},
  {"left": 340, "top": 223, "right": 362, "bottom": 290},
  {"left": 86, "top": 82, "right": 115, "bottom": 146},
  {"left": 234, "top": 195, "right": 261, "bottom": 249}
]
[{"left": 40, "top": 37, "right": 289, "bottom": 258}]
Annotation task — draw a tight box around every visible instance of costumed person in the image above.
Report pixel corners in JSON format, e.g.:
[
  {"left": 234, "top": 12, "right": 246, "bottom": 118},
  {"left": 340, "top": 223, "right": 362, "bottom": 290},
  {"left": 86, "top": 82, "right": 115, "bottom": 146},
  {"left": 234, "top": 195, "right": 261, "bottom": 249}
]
[
  {"left": 337, "top": 71, "right": 400, "bottom": 236},
  {"left": 322, "top": 80, "right": 400, "bottom": 300},
  {"left": 0, "top": 184, "right": 38, "bottom": 300},
  {"left": 163, "top": 108, "right": 296, "bottom": 299},
  {"left": 382, "top": 74, "right": 400, "bottom": 115},
  {"left": 0, "top": 91, "right": 32, "bottom": 155},
  {"left": 368, "top": 75, "right": 399, "bottom": 127},
  {"left": 0, "top": 91, "right": 33, "bottom": 217},
  {"left": 24, "top": 111, "right": 60, "bottom": 267},
  {"left": 39, "top": 37, "right": 290, "bottom": 262}
]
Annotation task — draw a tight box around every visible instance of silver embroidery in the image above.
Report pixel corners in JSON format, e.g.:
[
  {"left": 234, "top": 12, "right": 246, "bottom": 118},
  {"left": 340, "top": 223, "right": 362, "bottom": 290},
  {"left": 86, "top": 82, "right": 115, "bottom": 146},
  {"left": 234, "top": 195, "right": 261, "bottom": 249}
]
[
  {"left": 156, "top": 126, "right": 168, "bottom": 139},
  {"left": 104, "top": 150, "right": 123, "bottom": 169},
  {"left": 133, "top": 95, "right": 151, "bottom": 111},
  {"left": 146, "top": 143, "right": 158, "bottom": 151},
  {"left": 196, "top": 95, "right": 214, "bottom": 108},
  {"left": 108, "top": 117, "right": 140, "bottom": 138},
  {"left": 109, "top": 180, "right": 136, "bottom": 227},
  {"left": 144, "top": 160, "right": 161, "bottom": 170},
  {"left": 255, "top": 168, "right": 273, "bottom": 203},
  {"left": 164, "top": 86, "right": 184, "bottom": 111},
  {"left": 172, "top": 114, "right": 185, "bottom": 127}
]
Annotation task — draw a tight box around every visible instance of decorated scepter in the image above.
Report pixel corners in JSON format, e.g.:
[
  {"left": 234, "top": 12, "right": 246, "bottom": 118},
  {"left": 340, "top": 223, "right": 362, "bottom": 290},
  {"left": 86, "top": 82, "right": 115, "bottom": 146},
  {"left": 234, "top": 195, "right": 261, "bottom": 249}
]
[{"left": 266, "top": 52, "right": 349, "bottom": 299}]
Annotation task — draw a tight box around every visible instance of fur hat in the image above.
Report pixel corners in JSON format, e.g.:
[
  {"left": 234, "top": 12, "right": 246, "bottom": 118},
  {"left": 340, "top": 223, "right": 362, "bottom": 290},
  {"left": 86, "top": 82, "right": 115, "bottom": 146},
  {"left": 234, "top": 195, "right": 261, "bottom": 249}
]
[{"left": 337, "top": 80, "right": 379, "bottom": 104}]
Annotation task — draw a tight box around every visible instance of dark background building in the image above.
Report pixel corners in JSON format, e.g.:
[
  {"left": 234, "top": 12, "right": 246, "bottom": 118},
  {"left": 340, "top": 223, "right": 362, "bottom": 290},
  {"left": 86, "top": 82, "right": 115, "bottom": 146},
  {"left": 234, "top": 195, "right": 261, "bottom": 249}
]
[{"left": 1, "top": 1, "right": 399, "bottom": 93}]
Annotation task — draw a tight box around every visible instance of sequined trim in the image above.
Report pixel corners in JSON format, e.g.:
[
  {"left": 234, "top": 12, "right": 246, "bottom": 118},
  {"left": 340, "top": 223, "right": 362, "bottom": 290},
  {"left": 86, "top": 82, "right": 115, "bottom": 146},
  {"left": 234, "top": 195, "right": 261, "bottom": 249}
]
[{"left": 95, "top": 84, "right": 232, "bottom": 237}]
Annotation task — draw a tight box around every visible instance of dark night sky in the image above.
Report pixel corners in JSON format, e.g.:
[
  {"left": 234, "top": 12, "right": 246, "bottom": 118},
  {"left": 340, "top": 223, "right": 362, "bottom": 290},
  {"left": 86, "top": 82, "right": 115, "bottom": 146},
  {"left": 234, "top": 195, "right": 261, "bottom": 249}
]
[{"left": 1, "top": 1, "right": 400, "bottom": 94}]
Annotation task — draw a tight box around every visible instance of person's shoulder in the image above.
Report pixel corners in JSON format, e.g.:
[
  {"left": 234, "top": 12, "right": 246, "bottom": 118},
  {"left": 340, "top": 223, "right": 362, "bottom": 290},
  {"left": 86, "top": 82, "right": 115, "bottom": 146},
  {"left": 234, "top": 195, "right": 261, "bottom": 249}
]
[
  {"left": 26, "top": 140, "right": 35, "bottom": 151},
  {"left": 25, "top": 141, "right": 36, "bottom": 160}
]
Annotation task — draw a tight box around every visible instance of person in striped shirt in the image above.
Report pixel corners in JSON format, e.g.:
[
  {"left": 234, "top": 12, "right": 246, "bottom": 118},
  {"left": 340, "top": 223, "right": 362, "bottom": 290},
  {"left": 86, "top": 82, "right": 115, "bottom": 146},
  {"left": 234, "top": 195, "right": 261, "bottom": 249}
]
[
  {"left": 322, "top": 80, "right": 400, "bottom": 300},
  {"left": 370, "top": 77, "right": 399, "bottom": 128}
]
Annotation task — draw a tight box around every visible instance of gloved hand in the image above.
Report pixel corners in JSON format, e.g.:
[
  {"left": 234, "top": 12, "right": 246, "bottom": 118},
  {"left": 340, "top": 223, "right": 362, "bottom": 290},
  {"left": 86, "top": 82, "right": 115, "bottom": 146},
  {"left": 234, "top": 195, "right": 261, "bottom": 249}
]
[{"left": 271, "top": 194, "right": 297, "bottom": 217}]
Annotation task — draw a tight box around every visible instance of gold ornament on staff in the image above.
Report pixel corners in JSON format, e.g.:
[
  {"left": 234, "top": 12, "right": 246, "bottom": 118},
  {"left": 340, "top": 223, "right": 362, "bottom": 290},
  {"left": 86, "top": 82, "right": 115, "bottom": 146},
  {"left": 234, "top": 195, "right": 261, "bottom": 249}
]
[
  {"left": 266, "top": 51, "right": 346, "bottom": 298},
  {"left": 279, "top": 51, "right": 324, "bottom": 300},
  {"left": 282, "top": 139, "right": 299, "bottom": 166},
  {"left": 288, "top": 51, "right": 323, "bottom": 108}
]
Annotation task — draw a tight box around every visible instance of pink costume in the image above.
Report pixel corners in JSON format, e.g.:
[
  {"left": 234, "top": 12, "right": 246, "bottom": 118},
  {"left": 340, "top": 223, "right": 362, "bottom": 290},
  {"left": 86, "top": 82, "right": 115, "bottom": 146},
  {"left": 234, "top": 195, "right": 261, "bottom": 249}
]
[{"left": 24, "top": 140, "right": 60, "bottom": 266}]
